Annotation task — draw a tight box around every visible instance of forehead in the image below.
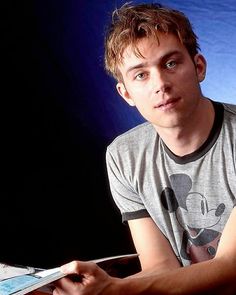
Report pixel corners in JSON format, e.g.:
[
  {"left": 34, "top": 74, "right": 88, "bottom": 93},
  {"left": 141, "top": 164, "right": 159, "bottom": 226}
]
[{"left": 119, "top": 33, "right": 186, "bottom": 68}]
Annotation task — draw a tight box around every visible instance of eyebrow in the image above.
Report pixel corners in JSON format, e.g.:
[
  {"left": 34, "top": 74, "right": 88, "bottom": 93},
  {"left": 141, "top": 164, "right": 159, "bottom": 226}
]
[
  {"left": 126, "top": 62, "right": 148, "bottom": 76},
  {"left": 125, "top": 50, "right": 182, "bottom": 76}
]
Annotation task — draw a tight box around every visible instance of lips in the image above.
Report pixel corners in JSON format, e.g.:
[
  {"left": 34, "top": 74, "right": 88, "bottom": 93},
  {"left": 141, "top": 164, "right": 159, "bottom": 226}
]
[{"left": 155, "top": 97, "right": 180, "bottom": 109}]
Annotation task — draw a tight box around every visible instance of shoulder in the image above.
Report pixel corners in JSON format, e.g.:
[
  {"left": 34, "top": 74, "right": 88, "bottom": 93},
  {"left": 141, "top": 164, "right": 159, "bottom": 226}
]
[
  {"left": 221, "top": 102, "right": 236, "bottom": 128},
  {"left": 212, "top": 100, "right": 236, "bottom": 124},
  {"left": 214, "top": 101, "right": 236, "bottom": 141},
  {"left": 222, "top": 102, "right": 236, "bottom": 116},
  {"left": 107, "top": 122, "right": 155, "bottom": 154}
]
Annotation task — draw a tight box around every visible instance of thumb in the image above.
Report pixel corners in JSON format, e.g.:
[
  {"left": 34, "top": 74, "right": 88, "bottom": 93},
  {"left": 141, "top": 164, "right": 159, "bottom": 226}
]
[{"left": 60, "top": 261, "right": 97, "bottom": 275}]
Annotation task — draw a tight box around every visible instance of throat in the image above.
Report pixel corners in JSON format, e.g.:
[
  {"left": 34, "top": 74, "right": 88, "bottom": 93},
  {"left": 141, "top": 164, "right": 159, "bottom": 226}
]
[
  {"left": 157, "top": 99, "right": 215, "bottom": 157},
  {"left": 162, "top": 135, "right": 204, "bottom": 157}
]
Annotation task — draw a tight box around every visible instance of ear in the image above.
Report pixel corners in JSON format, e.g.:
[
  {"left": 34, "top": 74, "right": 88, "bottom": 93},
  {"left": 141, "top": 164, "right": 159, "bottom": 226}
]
[
  {"left": 116, "top": 82, "right": 135, "bottom": 106},
  {"left": 194, "top": 54, "right": 207, "bottom": 82}
]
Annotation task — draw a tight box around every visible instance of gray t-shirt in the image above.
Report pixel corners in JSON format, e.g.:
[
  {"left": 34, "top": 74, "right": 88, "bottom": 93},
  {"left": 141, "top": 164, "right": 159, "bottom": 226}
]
[{"left": 106, "top": 101, "right": 236, "bottom": 266}]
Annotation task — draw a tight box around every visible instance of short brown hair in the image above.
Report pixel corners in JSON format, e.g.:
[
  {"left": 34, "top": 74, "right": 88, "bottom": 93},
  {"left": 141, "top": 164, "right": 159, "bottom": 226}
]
[{"left": 104, "top": 2, "right": 200, "bottom": 81}]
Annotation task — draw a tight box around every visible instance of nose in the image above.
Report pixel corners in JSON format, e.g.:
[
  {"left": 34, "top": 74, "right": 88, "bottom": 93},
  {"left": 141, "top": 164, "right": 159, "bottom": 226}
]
[{"left": 152, "top": 69, "right": 171, "bottom": 94}]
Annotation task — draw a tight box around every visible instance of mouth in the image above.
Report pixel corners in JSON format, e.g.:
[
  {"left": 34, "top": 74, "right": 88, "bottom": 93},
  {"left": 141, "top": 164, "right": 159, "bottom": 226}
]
[{"left": 155, "top": 97, "right": 180, "bottom": 110}]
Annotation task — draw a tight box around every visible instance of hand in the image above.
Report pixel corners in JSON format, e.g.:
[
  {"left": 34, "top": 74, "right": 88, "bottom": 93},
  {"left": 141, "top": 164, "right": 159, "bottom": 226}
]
[
  {"left": 52, "top": 260, "right": 119, "bottom": 295},
  {"left": 28, "top": 292, "right": 47, "bottom": 295}
]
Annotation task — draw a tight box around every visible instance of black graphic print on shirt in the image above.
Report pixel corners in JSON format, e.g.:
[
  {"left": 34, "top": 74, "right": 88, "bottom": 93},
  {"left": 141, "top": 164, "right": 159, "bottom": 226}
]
[{"left": 161, "top": 173, "right": 225, "bottom": 264}]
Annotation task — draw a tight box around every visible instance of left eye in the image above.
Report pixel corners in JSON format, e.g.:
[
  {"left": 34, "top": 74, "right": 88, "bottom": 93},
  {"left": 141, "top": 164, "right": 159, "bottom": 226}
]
[{"left": 166, "top": 60, "right": 176, "bottom": 69}]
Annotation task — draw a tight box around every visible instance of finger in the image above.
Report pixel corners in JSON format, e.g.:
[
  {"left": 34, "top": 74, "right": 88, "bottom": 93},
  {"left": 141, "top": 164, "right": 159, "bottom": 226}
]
[
  {"left": 60, "top": 261, "right": 80, "bottom": 274},
  {"left": 60, "top": 261, "right": 97, "bottom": 276},
  {"left": 54, "top": 277, "right": 82, "bottom": 294}
]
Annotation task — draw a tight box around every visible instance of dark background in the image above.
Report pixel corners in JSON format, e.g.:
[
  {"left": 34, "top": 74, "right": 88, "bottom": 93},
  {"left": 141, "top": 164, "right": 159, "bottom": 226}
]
[{"left": 1, "top": 0, "right": 236, "bottom": 269}]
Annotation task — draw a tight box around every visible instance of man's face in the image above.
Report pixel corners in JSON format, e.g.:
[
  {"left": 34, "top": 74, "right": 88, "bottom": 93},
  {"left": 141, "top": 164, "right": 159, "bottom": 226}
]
[{"left": 116, "top": 34, "right": 206, "bottom": 130}]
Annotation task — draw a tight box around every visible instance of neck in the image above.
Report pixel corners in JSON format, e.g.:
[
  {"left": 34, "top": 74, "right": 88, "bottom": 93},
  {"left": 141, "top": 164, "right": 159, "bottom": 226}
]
[{"left": 155, "top": 98, "right": 215, "bottom": 157}]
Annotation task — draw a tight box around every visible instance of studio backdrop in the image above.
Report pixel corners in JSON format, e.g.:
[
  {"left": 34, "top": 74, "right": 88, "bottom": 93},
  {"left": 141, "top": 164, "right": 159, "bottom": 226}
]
[{"left": 1, "top": 0, "right": 236, "bottom": 268}]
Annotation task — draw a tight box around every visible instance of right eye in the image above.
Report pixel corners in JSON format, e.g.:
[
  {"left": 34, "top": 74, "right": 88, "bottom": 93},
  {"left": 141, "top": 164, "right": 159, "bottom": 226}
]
[{"left": 134, "top": 72, "right": 148, "bottom": 81}]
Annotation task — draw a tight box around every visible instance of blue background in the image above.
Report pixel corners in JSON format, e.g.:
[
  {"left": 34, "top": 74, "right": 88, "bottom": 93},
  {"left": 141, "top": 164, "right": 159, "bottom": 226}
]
[{"left": 1, "top": 0, "right": 236, "bottom": 268}]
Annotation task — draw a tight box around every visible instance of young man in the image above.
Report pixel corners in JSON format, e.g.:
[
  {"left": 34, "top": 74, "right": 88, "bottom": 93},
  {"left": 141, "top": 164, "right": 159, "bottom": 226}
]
[{"left": 52, "top": 2, "right": 236, "bottom": 294}]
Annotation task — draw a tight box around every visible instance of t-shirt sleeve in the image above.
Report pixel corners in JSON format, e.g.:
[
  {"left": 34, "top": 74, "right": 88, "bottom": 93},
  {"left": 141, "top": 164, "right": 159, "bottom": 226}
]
[{"left": 105, "top": 147, "right": 149, "bottom": 222}]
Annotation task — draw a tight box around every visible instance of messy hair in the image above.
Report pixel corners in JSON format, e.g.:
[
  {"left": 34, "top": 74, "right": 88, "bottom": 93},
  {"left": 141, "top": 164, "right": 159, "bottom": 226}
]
[{"left": 104, "top": 2, "right": 200, "bottom": 81}]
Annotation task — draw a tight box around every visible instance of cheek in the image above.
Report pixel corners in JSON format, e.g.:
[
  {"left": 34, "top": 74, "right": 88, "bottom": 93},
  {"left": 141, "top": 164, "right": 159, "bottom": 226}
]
[
  {"left": 127, "top": 82, "right": 153, "bottom": 101},
  {"left": 179, "top": 66, "right": 195, "bottom": 80},
  {"left": 129, "top": 89, "right": 153, "bottom": 111},
  {"left": 178, "top": 68, "right": 199, "bottom": 89},
  {"left": 133, "top": 101, "right": 154, "bottom": 122}
]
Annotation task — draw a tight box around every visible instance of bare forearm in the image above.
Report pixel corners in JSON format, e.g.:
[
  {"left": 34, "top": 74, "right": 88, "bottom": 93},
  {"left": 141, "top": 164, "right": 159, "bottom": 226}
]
[
  {"left": 117, "top": 257, "right": 236, "bottom": 295},
  {"left": 128, "top": 259, "right": 181, "bottom": 279}
]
